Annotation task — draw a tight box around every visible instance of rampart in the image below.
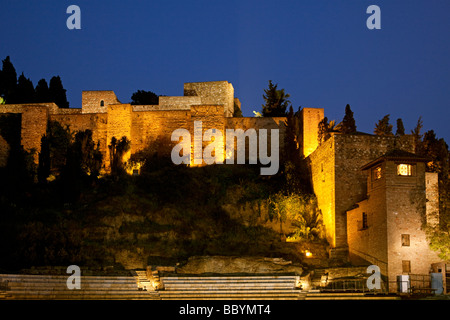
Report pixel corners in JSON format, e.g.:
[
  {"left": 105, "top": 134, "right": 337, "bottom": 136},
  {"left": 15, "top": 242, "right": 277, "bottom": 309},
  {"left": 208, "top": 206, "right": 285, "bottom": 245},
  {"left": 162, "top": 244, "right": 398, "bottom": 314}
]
[{"left": 0, "top": 81, "right": 286, "bottom": 171}]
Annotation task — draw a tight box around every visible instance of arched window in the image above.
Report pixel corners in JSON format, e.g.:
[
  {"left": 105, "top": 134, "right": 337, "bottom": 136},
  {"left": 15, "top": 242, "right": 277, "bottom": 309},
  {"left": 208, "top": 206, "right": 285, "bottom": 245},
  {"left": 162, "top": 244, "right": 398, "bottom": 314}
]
[{"left": 100, "top": 100, "right": 104, "bottom": 107}]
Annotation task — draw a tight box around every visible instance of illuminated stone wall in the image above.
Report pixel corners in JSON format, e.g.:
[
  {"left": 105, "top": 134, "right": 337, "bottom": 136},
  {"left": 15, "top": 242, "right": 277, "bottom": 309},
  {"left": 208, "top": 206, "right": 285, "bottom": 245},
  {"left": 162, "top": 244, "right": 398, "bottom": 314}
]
[
  {"left": 131, "top": 109, "right": 191, "bottom": 157},
  {"left": 82, "top": 91, "right": 120, "bottom": 114},
  {"left": 190, "top": 105, "right": 226, "bottom": 165},
  {"left": 225, "top": 117, "right": 286, "bottom": 164},
  {"left": 308, "top": 133, "right": 415, "bottom": 257},
  {"left": 105, "top": 104, "right": 133, "bottom": 168},
  {"left": 20, "top": 106, "right": 49, "bottom": 163},
  {"left": 50, "top": 112, "right": 108, "bottom": 162},
  {"left": 184, "top": 81, "right": 234, "bottom": 117},
  {"left": 300, "top": 107, "right": 324, "bottom": 157},
  {"left": 385, "top": 161, "right": 441, "bottom": 288},
  {"left": 425, "top": 172, "right": 439, "bottom": 227}
]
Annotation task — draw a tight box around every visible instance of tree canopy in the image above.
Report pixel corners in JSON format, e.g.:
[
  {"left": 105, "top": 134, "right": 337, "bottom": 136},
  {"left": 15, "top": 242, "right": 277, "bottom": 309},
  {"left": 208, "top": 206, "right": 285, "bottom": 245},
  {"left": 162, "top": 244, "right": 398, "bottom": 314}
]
[
  {"left": 340, "top": 104, "right": 357, "bottom": 134},
  {"left": 261, "top": 80, "right": 291, "bottom": 117},
  {"left": 374, "top": 114, "right": 393, "bottom": 136},
  {"left": 396, "top": 118, "right": 405, "bottom": 136},
  {"left": 130, "top": 90, "right": 159, "bottom": 105},
  {"left": 0, "top": 56, "right": 69, "bottom": 107}
]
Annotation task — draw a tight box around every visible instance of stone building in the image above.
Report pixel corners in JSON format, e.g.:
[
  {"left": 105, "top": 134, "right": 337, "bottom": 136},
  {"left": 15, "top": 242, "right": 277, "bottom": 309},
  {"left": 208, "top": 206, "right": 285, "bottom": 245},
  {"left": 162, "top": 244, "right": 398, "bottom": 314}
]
[
  {"left": 346, "top": 150, "right": 442, "bottom": 291},
  {"left": 0, "top": 81, "right": 286, "bottom": 172},
  {"left": 0, "top": 79, "right": 446, "bottom": 292}
]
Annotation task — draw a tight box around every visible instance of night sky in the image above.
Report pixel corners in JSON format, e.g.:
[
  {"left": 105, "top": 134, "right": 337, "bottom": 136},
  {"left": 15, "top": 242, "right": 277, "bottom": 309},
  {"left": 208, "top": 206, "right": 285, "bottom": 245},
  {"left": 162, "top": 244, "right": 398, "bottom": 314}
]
[{"left": 1, "top": 1, "right": 449, "bottom": 142}]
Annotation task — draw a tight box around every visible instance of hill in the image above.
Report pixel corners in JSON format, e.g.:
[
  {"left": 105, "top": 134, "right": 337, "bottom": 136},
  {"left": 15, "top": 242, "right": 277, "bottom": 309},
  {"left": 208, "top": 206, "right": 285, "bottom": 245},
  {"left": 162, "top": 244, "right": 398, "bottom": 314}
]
[{"left": 0, "top": 163, "right": 329, "bottom": 273}]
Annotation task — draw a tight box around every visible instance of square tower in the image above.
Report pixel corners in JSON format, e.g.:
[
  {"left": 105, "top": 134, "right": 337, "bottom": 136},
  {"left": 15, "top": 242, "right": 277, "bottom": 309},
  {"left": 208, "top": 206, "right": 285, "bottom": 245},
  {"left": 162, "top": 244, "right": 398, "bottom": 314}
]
[
  {"left": 347, "top": 149, "right": 443, "bottom": 291},
  {"left": 300, "top": 108, "right": 324, "bottom": 157}
]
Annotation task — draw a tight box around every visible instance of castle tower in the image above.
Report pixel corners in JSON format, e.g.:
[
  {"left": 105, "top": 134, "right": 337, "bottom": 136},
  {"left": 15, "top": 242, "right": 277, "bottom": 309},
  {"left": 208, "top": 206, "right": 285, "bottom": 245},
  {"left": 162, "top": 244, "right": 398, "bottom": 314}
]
[
  {"left": 300, "top": 107, "right": 324, "bottom": 157},
  {"left": 308, "top": 133, "right": 416, "bottom": 259},
  {"left": 82, "top": 91, "right": 120, "bottom": 114},
  {"left": 347, "top": 150, "right": 442, "bottom": 292},
  {"left": 184, "top": 81, "right": 235, "bottom": 118}
]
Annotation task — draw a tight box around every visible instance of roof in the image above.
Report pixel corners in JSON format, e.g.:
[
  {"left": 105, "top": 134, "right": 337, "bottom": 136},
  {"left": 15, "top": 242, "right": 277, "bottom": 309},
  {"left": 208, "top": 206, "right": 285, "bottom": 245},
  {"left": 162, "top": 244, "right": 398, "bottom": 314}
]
[{"left": 361, "top": 149, "right": 430, "bottom": 170}]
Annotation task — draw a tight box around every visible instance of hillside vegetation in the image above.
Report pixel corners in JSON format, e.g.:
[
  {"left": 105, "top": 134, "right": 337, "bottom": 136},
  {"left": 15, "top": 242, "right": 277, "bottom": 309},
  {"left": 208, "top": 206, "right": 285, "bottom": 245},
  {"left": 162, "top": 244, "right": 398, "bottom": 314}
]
[{"left": 0, "top": 158, "right": 328, "bottom": 272}]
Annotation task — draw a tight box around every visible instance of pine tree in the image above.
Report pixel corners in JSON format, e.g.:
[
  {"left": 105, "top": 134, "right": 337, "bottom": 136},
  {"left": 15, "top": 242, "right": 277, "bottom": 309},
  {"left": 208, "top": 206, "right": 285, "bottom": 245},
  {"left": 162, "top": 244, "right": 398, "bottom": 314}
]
[
  {"left": 396, "top": 118, "right": 405, "bottom": 136},
  {"left": 374, "top": 114, "right": 393, "bottom": 136},
  {"left": 35, "top": 78, "right": 50, "bottom": 103},
  {"left": 261, "top": 80, "right": 290, "bottom": 117},
  {"left": 341, "top": 104, "right": 357, "bottom": 134},
  {"left": 49, "top": 76, "right": 69, "bottom": 108},
  {"left": 0, "top": 56, "right": 18, "bottom": 103}
]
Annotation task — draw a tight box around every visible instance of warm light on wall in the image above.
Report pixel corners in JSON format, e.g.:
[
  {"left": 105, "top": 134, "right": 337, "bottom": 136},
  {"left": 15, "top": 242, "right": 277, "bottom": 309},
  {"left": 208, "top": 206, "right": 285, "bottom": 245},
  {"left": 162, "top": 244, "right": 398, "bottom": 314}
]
[{"left": 305, "top": 250, "right": 312, "bottom": 258}]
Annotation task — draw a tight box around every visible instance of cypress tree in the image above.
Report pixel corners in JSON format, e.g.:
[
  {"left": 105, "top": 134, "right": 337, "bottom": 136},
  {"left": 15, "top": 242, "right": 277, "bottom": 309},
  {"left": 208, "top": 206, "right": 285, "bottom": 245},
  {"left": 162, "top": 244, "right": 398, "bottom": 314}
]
[
  {"left": 15, "top": 73, "right": 35, "bottom": 103},
  {"left": 49, "top": 76, "right": 69, "bottom": 108},
  {"left": 0, "top": 56, "right": 18, "bottom": 103},
  {"left": 35, "top": 78, "right": 50, "bottom": 103},
  {"left": 396, "top": 118, "right": 405, "bottom": 136},
  {"left": 341, "top": 104, "right": 357, "bottom": 134}
]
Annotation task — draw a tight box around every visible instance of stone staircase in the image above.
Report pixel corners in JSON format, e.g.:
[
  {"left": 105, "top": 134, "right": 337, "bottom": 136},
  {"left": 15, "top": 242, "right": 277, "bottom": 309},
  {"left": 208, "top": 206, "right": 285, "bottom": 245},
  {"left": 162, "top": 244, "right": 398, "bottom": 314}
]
[
  {"left": 304, "top": 292, "right": 400, "bottom": 300},
  {"left": 133, "top": 270, "right": 152, "bottom": 291},
  {"left": 0, "top": 272, "right": 402, "bottom": 300},
  {"left": 0, "top": 274, "right": 159, "bottom": 300},
  {"left": 158, "top": 275, "right": 305, "bottom": 300}
]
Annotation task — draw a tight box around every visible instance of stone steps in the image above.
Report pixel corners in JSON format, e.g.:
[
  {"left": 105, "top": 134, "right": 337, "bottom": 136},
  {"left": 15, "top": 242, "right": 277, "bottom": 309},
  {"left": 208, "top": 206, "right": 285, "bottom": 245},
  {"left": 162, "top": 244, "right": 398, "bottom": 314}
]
[
  {"left": 133, "top": 270, "right": 152, "bottom": 291},
  {"left": 0, "top": 274, "right": 159, "bottom": 300},
  {"left": 305, "top": 292, "right": 400, "bottom": 300},
  {"left": 158, "top": 275, "right": 303, "bottom": 300},
  {"left": 158, "top": 290, "right": 303, "bottom": 300}
]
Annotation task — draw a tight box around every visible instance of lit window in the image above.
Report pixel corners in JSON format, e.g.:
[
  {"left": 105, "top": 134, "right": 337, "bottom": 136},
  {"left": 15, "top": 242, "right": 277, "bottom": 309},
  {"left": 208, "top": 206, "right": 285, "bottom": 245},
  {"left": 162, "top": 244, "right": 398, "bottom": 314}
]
[
  {"left": 397, "top": 164, "right": 412, "bottom": 176},
  {"left": 373, "top": 166, "right": 382, "bottom": 180},
  {"left": 401, "top": 234, "right": 410, "bottom": 247}
]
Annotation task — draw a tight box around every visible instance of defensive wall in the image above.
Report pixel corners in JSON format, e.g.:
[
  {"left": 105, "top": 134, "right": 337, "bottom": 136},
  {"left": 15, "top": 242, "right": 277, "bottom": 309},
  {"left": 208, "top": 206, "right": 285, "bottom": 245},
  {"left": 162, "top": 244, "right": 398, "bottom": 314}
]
[
  {"left": 0, "top": 81, "right": 287, "bottom": 170},
  {"left": 307, "top": 133, "right": 416, "bottom": 256},
  {"left": 1, "top": 80, "right": 444, "bottom": 277}
]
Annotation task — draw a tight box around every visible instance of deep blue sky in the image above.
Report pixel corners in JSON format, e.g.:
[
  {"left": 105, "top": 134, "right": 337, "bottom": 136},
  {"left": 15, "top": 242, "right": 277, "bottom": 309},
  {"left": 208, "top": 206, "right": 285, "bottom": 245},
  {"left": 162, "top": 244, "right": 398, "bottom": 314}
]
[{"left": 1, "top": 1, "right": 449, "bottom": 142}]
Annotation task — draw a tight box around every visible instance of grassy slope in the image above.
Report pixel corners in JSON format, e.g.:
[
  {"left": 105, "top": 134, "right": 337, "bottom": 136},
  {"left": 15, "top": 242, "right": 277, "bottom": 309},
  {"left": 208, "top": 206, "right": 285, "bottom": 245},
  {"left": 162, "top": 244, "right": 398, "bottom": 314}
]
[{"left": 0, "top": 164, "right": 321, "bottom": 272}]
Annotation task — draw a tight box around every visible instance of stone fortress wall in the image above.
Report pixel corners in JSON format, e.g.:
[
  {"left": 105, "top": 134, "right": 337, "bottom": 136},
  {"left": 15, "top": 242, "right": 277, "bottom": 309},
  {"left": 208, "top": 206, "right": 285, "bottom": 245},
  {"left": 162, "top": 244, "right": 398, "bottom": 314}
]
[
  {"left": 0, "top": 80, "right": 444, "bottom": 285},
  {"left": 0, "top": 81, "right": 287, "bottom": 171}
]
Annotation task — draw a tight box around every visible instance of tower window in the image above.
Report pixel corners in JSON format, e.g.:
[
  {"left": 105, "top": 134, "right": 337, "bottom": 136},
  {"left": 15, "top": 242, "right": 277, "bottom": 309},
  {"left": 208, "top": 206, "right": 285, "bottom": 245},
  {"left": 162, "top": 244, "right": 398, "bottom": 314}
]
[
  {"left": 373, "top": 166, "right": 382, "bottom": 180},
  {"left": 397, "top": 164, "right": 412, "bottom": 176},
  {"left": 100, "top": 100, "right": 104, "bottom": 107},
  {"left": 362, "top": 212, "right": 368, "bottom": 229},
  {"left": 401, "top": 234, "right": 410, "bottom": 247},
  {"left": 402, "top": 260, "right": 411, "bottom": 273}
]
